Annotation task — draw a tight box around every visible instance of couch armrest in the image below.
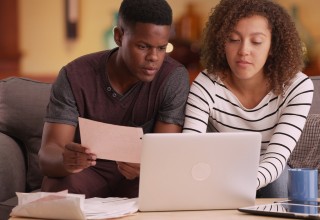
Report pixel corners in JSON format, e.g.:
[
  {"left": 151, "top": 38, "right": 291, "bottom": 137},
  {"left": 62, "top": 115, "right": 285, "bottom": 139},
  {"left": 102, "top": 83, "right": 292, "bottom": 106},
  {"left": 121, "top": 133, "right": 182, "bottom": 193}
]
[
  {"left": 0, "top": 77, "right": 51, "bottom": 191},
  {"left": 288, "top": 114, "right": 320, "bottom": 168},
  {"left": 0, "top": 133, "right": 26, "bottom": 202},
  {"left": 288, "top": 114, "right": 320, "bottom": 188}
]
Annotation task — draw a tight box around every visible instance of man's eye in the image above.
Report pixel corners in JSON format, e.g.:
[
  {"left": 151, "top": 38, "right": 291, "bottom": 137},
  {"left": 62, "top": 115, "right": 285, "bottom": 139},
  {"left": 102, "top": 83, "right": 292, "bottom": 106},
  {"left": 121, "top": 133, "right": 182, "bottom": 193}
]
[{"left": 138, "top": 45, "right": 147, "bottom": 49}]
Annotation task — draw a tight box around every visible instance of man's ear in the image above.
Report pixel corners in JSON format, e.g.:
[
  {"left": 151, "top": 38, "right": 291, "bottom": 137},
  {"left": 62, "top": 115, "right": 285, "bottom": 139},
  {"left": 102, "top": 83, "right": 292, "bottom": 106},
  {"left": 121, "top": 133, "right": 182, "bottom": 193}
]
[{"left": 113, "top": 26, "right": 123, "bottom": 47}]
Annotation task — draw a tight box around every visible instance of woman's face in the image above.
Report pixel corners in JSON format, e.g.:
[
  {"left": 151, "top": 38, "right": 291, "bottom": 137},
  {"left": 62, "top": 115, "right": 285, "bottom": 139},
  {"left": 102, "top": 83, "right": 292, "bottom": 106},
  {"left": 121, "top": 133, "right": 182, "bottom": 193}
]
[{"left": 225, "top": 15, "right": 271, "bottom": 81}]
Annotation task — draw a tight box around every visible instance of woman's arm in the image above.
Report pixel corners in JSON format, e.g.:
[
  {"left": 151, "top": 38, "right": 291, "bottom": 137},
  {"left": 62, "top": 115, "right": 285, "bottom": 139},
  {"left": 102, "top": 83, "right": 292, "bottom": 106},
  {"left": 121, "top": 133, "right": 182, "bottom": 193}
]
[
  {"left": 183, "top": 72, "right": 213, "bottom": 133},
  {"left": 257, "top": 75, "right": 314, "bottom": 189}
]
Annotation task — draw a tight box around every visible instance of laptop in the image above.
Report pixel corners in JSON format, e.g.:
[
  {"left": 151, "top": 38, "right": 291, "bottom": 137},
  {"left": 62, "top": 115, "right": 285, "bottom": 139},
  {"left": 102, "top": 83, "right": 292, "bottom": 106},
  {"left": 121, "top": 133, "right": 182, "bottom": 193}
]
[{"left": 138, "top": 132, "right": 261, "bottom": 211}]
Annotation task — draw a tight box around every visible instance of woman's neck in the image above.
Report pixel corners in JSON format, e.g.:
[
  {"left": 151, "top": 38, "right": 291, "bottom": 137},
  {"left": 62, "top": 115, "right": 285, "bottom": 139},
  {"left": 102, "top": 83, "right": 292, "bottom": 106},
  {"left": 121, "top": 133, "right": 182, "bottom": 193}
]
[{"left": 223, "top": 74, "right": 270, "bottom": 109}]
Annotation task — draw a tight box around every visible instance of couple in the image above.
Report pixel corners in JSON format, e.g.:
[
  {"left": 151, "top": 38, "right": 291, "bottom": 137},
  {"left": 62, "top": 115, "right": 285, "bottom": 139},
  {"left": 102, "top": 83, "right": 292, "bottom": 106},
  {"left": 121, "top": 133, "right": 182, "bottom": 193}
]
[{"left": 39, "top": 0, "right": 314, "bottom": 199}]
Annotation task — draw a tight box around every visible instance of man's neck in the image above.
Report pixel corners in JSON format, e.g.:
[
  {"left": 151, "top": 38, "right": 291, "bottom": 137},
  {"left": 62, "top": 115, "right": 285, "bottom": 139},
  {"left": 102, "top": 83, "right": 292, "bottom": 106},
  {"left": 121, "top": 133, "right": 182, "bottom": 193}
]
[{"left": 107, "top": 50, "right": 139, "bottom": 95}]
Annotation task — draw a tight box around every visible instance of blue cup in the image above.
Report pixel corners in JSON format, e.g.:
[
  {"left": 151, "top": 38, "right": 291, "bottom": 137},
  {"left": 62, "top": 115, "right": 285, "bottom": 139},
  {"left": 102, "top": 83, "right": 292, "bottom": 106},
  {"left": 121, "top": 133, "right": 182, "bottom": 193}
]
[{"left": 288, "top": 168, "right": 318, "bottom": 202}]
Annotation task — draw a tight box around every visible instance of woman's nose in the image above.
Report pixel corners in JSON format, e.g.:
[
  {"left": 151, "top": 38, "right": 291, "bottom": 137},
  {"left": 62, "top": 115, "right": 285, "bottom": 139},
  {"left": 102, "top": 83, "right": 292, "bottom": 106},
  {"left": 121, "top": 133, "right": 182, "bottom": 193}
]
[{"left": 238, "top": 42, "right": 250, "bottom": 56}]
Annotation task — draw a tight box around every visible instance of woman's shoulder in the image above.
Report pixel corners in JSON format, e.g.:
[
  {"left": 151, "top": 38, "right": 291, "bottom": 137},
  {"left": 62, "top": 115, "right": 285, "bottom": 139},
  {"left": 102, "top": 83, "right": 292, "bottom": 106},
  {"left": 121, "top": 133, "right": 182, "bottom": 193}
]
[
  {"left": 193, "top": 69, "right": 222, "bottom": 85},
  {"left": 283, "top": 72, "right": 314, "bottom": 97},
  {"left": 190, "top": 70, "right": 230, "bottom": 101},
  {"left": 289, "top": 72, "right": 314, "bottom": 90}
]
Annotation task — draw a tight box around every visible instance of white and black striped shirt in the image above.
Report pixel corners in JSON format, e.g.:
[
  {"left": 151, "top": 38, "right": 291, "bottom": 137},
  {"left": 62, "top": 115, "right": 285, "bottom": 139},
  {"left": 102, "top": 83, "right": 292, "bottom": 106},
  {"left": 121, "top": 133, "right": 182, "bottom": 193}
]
[{"left": 183, "top": 70, "right": 314, "bottom": 189}]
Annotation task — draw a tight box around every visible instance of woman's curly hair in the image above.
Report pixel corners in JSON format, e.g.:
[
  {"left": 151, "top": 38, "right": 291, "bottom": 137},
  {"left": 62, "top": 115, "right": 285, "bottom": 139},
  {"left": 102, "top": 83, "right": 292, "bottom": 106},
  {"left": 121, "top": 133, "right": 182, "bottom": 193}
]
[{"left": 201, "top": 0, "right": 304, "bottom": 95}]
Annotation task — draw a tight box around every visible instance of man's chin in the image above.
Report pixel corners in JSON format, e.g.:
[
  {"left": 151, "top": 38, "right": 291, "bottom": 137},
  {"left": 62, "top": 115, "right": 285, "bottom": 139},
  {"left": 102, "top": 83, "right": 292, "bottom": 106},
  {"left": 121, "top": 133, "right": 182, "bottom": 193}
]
[{"left": 139, "top": 74, "right": 157, "bottom": 82}]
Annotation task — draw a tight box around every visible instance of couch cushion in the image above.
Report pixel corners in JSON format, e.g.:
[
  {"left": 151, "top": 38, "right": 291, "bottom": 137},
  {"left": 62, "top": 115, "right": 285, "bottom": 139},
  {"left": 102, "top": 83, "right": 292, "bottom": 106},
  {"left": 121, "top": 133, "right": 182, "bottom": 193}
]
[
  {"left": 288, "top": 114, "right": 320, "bottom": 187},
  {"left": 0, "top": 133, "right": 26, "bottom": 201},
  {"left": 310, "top": 76, "right": 320, "bottom": 114},
  {"left": 0, "top": 77, "right": 52, "bottom": 191},
  {"left": 0, "top": 192, "right": 18, "bottom": 220}
]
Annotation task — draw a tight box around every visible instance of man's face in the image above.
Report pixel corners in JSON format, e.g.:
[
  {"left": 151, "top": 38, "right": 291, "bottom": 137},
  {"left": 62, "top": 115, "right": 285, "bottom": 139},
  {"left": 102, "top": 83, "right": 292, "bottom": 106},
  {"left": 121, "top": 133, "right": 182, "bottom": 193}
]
[{"left": 118, "top": 22, "right": 171, "bottom": 82}]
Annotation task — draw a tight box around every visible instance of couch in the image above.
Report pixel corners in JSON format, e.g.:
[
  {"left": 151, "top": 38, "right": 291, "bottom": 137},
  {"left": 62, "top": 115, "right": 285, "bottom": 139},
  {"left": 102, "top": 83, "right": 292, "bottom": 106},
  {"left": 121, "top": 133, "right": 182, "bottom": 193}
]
[
  {"left": 0, "top": 76, "right": 319, "bottom": 219},
  {"left": 0, "top": 77, "right": 51, "bottom": 219}
]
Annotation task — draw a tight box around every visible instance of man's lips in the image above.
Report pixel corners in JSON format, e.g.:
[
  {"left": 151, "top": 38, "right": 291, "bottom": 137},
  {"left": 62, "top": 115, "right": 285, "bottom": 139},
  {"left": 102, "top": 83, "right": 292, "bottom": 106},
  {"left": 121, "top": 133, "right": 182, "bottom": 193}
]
[{"left": 143, "top": 67, "right": 158, "bottom": 75}]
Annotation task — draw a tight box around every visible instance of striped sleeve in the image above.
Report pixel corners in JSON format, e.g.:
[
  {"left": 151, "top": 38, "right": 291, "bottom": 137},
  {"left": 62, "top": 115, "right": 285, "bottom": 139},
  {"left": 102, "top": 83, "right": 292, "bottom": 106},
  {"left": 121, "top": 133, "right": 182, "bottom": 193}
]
[
  {"left": 183, "top": 71, "right": 314, "bottom": 190},
  {"left": 183, "top": 71, "right": 214, "bottom": 133},
  {"left": 257, "top": 75, "right": 314, "bottom": 189}
]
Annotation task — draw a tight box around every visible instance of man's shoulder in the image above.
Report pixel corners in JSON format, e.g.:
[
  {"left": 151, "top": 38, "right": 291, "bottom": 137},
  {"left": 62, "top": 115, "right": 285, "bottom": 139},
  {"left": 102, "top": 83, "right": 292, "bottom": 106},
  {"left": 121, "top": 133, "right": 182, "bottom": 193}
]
[
  {"left": 64, "top": 50, "right": 111, "bottom": 82},
  {"left": 148, "top": 56, "right": 189, "bottom": 96},
  {"left": 157, "top": 55, "right": 188, "bottom": 79},
  {"left": 66, "top": 50, "right": 108, "bottom": 68},
  {"left": 162, "top": 55, "right": 183, "bottom": 69}
]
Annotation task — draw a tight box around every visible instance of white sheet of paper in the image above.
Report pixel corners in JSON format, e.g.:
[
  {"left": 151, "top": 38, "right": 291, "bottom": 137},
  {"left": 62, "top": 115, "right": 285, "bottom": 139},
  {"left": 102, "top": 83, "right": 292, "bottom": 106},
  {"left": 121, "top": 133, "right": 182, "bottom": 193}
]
[
  {"left": 83, "top": 197, "right": 138, "bottom": 219},
  {"left": 11, "top": 192, "right": 85, "bottom": 220},
  {"left": 79, "top": 117, "right": 143, "bottom": 163},
  {"left": 11, "top": 192, "right": 138, "bottom": 220}
]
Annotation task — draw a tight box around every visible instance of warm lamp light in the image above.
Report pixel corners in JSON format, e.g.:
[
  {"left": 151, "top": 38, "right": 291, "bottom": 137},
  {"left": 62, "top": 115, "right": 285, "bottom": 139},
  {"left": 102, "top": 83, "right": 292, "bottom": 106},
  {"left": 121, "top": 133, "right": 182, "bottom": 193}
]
[{"left": 166, "top": 43, "right": 174, "bottom": 53}]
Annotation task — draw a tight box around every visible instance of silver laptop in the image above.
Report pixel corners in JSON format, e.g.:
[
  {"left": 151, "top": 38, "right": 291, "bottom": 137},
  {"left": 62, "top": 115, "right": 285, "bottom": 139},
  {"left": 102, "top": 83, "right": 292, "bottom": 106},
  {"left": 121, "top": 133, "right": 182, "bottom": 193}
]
[{"left": 138, "top": 132, "right": 261, "bottom": 211}]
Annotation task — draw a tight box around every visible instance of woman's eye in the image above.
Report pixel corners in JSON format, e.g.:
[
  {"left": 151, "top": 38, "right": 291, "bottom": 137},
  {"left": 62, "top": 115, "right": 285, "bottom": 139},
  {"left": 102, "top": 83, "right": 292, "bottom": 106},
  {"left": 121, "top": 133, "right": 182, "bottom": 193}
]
[{"left": 229, "top": 38, "right": 240, "bottom": 42}]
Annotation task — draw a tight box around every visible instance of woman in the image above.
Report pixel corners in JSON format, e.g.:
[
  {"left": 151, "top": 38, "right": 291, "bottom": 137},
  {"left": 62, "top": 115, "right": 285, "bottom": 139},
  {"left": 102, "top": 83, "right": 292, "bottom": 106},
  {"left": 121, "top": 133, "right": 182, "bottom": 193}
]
[{"left": 183, "top": 0, "right": 314, "bottom": 198}]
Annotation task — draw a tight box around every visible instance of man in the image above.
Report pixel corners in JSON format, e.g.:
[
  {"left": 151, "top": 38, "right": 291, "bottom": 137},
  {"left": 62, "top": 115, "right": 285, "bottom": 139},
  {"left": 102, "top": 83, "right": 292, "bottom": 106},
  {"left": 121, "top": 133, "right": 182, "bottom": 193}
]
[{"left": 38, "top": 0, "right": 189, "bottom": 198}]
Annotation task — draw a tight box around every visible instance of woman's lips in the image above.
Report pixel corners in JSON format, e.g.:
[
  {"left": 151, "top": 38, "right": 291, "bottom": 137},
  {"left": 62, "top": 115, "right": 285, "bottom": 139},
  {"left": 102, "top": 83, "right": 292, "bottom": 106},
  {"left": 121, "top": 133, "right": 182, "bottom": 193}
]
[{"left": 236, "top": 60, "right": 252, "bottom": 67}]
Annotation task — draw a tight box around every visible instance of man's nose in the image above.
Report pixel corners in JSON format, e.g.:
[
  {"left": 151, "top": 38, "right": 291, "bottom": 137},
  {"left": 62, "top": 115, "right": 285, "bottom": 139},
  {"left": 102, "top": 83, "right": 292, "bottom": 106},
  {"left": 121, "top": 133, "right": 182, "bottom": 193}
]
[{"left": 146, "top": 48, "right": 159, "bottom": 62}]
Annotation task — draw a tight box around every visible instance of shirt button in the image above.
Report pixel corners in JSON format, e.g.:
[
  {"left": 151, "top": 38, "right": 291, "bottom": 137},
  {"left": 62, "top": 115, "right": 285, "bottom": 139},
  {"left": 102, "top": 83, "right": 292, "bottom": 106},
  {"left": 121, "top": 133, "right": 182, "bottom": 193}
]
[
  {"left": 107, "top": 87, "right": 111, "bottom": 92},
  {"left": 112, "top": 93, "right": 117, "bottom": 97}
]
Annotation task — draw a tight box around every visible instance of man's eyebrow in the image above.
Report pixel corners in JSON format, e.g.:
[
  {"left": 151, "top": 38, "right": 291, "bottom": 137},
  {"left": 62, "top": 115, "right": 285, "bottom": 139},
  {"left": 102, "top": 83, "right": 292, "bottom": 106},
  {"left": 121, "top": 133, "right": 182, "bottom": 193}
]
[{"left": 137, "top": 41, "right": 168, "bottom": 48}]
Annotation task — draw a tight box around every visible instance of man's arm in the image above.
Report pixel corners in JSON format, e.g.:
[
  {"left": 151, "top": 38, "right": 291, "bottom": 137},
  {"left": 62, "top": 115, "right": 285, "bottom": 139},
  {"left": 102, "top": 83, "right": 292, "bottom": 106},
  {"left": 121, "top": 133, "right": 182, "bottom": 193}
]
[
  {"left": 153, "top": 120, "right": 182, "bottom": 133},
  {"left": 38, "top": 122, "right": 96, "bottom": 177}
]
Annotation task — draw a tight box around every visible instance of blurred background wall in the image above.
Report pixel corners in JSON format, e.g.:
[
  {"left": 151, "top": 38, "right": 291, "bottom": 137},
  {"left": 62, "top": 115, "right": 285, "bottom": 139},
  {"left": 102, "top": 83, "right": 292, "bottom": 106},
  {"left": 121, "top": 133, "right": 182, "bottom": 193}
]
[{"left": 0, "top": 0, "right": 319, "bottom": 81}]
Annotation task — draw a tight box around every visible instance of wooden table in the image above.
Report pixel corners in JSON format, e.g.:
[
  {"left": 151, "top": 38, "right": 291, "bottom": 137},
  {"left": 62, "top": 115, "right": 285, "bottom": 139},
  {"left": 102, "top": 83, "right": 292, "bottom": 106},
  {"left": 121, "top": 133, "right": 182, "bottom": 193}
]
[
  {"left": 122, "top": 198, "right": 299, "bottom": 220},
  {"left": 10, "top": 198, "right": 302, "bottom": 220}
]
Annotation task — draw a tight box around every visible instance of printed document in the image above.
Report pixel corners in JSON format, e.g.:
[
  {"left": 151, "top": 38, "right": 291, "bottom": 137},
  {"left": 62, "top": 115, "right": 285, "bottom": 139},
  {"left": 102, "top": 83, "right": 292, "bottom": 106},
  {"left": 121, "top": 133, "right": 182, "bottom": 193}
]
[{"left": 79, "top": 117, "right": 143, "bottom": 163}]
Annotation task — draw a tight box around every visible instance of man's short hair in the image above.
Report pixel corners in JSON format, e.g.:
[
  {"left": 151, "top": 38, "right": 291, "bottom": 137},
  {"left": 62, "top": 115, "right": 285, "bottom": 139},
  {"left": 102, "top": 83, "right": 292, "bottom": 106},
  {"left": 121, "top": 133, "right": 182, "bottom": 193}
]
[{"left": 119, "top": 0, "right": 172, "bottom": 26}]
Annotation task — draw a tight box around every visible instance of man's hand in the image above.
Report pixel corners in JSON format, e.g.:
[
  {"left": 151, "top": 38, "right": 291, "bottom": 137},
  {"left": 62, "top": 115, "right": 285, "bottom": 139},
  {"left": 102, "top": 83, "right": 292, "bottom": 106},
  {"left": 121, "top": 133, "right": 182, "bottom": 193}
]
[
  {"left": 116, "top": 162, "right": 140, "bottom": 180},
  {"left": 63, "top": 142, "right": 97, "bottom": 173}
]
